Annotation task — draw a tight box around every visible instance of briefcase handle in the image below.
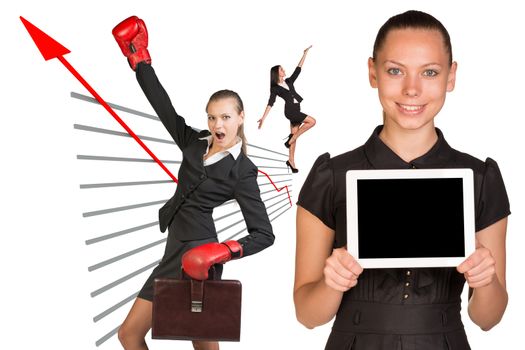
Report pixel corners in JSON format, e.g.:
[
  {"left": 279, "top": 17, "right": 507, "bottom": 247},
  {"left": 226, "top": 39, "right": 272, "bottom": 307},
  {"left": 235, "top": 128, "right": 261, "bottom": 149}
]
[
  {"left": 180, "top": 265, "right": 220, "bottom": 281},
  {"left": 180, "top": 267, "right": 219, "bottom": 313}
]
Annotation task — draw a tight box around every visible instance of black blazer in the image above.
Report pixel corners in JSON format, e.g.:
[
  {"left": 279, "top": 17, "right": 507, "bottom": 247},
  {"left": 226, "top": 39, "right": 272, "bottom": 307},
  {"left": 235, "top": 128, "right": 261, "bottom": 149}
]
[
  {"left": 136, "top": 63, "right": 274, "bottom": 257},
  {"left": 267, "top": 66, "right": 303, "bottom": 107}
]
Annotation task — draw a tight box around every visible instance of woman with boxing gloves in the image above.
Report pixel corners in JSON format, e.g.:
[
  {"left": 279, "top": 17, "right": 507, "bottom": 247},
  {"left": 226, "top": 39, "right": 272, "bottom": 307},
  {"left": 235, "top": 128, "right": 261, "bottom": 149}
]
[
  {"left": 112, "top": 16, "right": 274, "bottom": 350},
  {"left": 294, "top": 10, "right": 510, "bottom": 349},
  {"left": 257, "top": 46, "right": 316, "bottom": 173}
]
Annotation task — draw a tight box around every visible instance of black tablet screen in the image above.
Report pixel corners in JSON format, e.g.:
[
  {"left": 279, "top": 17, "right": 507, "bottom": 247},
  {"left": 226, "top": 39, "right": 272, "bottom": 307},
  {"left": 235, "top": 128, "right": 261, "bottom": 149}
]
[{"left": 357, "top": 178, "right": 465, "bottom": 258}]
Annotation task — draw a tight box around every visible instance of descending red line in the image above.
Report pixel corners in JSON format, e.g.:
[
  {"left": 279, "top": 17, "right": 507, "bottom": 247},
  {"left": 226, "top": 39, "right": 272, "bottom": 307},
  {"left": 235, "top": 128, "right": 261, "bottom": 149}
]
[{"left": 258, "top": 169, "right": 293, "bottom": 207}]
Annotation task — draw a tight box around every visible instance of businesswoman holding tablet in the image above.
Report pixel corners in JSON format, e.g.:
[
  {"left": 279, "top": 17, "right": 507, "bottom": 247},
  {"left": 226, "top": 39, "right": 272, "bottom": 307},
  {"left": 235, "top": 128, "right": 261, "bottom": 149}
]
[{"left": 294, "top": 10, "right": 510, "bottom": 349}]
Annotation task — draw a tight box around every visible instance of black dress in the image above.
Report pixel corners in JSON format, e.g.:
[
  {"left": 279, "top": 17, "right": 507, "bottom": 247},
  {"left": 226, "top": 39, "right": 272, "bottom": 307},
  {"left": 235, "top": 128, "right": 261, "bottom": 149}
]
[
  {"left": 135, "top": 63, "right": 275, "bottom": 301},
  {"left": 267, "top": 66, "right": 308, "bottom": 126},
  {"left": 297, "top": 126, "right": 510, "bottom": 350}
]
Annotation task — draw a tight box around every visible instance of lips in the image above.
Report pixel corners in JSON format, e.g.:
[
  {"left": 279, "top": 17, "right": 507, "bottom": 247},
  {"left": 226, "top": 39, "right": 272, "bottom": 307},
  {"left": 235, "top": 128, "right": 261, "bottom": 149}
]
[
  {"left": 396, "top": 103, "right": 425, "bottom": 114},
  {"left": 215, "top": 132, "right": 225, "bottom": 140}
]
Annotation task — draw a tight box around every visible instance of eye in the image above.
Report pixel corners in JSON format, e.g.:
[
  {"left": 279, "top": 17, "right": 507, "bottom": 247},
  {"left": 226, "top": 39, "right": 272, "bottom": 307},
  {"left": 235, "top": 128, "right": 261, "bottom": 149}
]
[
  {"left": 422, "top": 69, "right": 439, "bottom": 77},
  {"left": 222, "top": 115, "right": 231, "bottom": 120},
  {"left": 387, "top": 68, "right": 402, "bottom": 75},
  {"left": 207, "top": 116, "right": 215, "bottom": 121}
]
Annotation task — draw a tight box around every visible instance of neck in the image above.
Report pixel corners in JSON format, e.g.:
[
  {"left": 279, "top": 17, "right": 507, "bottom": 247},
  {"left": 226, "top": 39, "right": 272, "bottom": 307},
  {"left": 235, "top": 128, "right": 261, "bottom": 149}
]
[
  {"left": 208, "top": 137, "right": 238, "bottom": 156},
  {"left": 379, "top": 122, "right": 438, "bottom": 163}
]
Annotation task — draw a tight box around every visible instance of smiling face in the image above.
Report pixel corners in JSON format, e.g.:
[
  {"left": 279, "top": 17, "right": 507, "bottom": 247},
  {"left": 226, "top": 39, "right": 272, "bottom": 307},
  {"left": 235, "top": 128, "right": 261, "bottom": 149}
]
[
  {"left": 206, "top": 97, "right": 244, "bottom": 150},
  {"left": 368, "top": 28, "right": 457, "bottom": 132}
]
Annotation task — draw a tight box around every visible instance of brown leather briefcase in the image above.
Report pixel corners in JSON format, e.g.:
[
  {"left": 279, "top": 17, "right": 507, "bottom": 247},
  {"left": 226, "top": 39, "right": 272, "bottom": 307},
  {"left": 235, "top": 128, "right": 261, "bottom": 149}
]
[{"left": 152, "top": 273, "right": 242, "bottom": 342}]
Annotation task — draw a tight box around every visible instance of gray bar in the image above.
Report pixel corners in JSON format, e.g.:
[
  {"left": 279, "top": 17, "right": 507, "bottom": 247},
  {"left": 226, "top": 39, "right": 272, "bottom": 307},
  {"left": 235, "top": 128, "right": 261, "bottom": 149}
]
[
  {"left": 74, "top": 124, "right": 176, "bottom": 145},
  {"left": 269, "top": 203, "right": 293, "bottom": 218},
  {"left": 214, "top": 186, "right": 293, "bottom": 222},
  {"left": 75, "top": 125, "right": 289, "bottom": 166},
  {"left": 71, "top": 91, "right": 160, "bottom": 121},
  {"left": 95, "top": 325, "right": 120, "bottom": 347},
  {"left": 90, "top": 260, "right": 160, "bottom": 297},
  {"left": 88, "top": 238, "right": 166, "bottom": 272},
  {"left": 248, "top": 154, "right": 287, "bottom": 163},
  {"left": 77, "top": 155, "right": 181, "bottom": 164},
  {"left": 223, "top": 202, "right": 291, "bottom": 241},
  {"left": 247, "top": 143, "right": 288, "bottom": 157},
  {"left": 258, "top": 179, "right": 291, "bottom": 187},
  {"left": 93, "top": 291, "right": 139, "bottom": 323},
  {"left": 80, "top": 179, "right": 173, "bottom": 189},
  {"left": 82, "top": 199, "right": 168, "bottom": 218},
  {"left": 85, "top": 222, "right": 159, "bottom": 245},
  {"left": 216, "top": 195, "right": 291, "bottom": 235},
  {"left": 260, "top": 184, "right": 292, "bottom": 196},
  {"left": 264, "top": 193, "right": 293, "bottom": 211},
  {"left": 257, "top": 165, "right": 288, "bottom": 170},
  {"left": 72, "top": 91, "right": 288, "bottom": 157},
  {"left": 257, "top": 173, "right": 293, "bottom": 177}
]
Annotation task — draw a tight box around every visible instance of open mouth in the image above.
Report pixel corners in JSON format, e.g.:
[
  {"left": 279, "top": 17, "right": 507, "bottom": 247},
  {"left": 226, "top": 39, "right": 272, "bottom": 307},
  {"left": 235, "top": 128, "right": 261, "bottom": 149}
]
[{"left": 215, "top": 132, "right": 226, "bottom": 140}]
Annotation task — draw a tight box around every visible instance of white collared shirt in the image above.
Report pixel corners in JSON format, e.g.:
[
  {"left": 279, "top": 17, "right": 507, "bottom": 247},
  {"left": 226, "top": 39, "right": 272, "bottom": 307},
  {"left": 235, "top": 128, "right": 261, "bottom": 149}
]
[{"left": 200, "top": 136, "right": 242, "bottom": 166}]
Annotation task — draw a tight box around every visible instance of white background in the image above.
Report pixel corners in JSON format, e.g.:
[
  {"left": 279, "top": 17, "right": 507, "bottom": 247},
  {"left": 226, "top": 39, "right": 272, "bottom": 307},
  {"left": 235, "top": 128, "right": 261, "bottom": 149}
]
[{"left": 3, "top": 0, "right": 524, "bottom": 349}]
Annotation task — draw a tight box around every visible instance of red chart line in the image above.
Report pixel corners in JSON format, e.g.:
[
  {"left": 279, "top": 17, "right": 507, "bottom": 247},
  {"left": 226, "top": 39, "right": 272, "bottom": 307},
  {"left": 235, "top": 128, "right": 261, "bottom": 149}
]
[
  {"left": 258, "top": 169, "right": 293, "bottom": 207},
  {"left": 58, "top": 58, "right": 291, "bottom": 207},
  {"left": 57, "top": 56, "right": 178, "bottom": 183}
]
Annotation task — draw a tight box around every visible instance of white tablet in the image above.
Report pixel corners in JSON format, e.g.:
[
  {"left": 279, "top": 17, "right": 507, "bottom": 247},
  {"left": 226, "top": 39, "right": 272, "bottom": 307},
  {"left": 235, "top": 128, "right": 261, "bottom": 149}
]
[{"left": 346, "top": 168, "right": 475, "bottom": 268}]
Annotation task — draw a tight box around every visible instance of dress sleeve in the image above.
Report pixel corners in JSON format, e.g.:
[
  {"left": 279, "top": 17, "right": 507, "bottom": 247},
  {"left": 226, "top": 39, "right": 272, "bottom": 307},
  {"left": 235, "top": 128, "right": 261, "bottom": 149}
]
[
  {"left": 267, "top": 86, "right": 278, "bottom": 107},
  {"left": 297, "top": 153, "right": 335, "bottom": 230},
  {"left": 234, "top": 166, "right": 275, "bottom": 257},
  {"left": 135, "top": 62, "right": 199, "bottom": 150},
  {"left": 288, "top": 66, "right": 301, "bottom": 84},
  {"left": 475, "top": 157, "right": 511, "bottom": 232}
]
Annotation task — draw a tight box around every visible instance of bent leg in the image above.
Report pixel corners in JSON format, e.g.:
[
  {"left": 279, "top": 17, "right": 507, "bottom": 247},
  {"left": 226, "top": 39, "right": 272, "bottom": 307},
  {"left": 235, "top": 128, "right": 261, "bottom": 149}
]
[
  {"left": 118, "top": 297, "right": 152, "bottom": 350},
  {"left": 289, "top": 115, "right": 316, "bottom": 145}
]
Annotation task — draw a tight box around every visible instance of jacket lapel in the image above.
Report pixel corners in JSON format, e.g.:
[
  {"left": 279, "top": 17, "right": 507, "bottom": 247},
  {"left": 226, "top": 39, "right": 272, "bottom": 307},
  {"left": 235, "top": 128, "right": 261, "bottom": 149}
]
[{"left": 205, "top": 154, "right": 236, "bottom": 180}]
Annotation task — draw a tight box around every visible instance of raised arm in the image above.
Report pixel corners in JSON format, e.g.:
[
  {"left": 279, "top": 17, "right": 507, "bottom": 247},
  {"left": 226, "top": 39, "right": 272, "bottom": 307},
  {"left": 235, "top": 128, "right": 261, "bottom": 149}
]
[
  {"left": 297, "top": 45, "right": 312, "bottom": 68},
  {"left": 294, "top": 206, "right": 363, "bottom": 329},
  {"left": 113, "top": 16, "right": 198, "bottom": 150}
]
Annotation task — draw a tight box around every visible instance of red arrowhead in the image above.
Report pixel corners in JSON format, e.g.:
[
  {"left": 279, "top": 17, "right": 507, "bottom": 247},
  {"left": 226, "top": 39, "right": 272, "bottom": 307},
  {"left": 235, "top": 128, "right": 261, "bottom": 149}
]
[{"left": 20, "top": 16, "right": 70, "bottom": 60}]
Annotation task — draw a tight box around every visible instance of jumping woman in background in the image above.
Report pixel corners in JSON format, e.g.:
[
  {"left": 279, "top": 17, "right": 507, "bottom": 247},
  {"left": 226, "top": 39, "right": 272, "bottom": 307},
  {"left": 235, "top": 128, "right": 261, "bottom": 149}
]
[
  {"left": 258, "top": 46, "right": 316, "bottom": 173},
  {"left": 294, "top": 10, "right": 509, "bottom": 349},
  {"left": 112, "top": 16, "right": 274, "bottom": 350}
]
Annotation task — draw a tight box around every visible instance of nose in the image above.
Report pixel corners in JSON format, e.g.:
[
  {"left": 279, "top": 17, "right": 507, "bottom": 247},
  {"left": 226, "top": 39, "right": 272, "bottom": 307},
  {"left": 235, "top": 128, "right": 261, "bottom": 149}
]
[
  {"left": 214, "top": 117, "right": 223, "bottom": 128},
  {"left": 402, "top": 74, "right": 421, "bottom": 98}
]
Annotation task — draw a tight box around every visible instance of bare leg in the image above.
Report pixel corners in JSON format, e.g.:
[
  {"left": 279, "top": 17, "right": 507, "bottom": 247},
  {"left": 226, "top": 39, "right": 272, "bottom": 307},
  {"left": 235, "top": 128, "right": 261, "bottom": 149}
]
[
  {"left": 289, "top": 116, "right": 316, "bottom": 145},
  {"left": 288, "top": 124, "right": 300, "bottom": 169},
  {"left": 118, "top": 298, "right": 152, "bottom": 350},
  {"left": 193, "top": 341, "right": 220, "bottom": 350}
]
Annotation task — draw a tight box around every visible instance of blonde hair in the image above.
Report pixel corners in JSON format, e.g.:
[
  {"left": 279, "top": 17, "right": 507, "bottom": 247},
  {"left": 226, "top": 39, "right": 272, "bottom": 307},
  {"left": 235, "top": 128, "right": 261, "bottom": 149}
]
[{"left": 206, "top": 90, "right": 247, "bottom": 154}]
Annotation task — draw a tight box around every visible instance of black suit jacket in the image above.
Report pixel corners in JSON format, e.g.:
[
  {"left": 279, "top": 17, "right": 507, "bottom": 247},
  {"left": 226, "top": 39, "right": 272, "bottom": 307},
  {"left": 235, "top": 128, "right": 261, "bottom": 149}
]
[
  {"left": 267, "top": 66, "right": 303, "bottom": 107},
  {"left": 136, "top": 63, "right": 274, "bottom": 257}
]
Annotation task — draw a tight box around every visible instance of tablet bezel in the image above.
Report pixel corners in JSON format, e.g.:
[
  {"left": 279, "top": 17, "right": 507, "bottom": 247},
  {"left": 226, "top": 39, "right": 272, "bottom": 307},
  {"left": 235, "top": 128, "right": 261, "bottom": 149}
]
[{"left": 346, "top": 168, "right": 475, "bottom": 268}]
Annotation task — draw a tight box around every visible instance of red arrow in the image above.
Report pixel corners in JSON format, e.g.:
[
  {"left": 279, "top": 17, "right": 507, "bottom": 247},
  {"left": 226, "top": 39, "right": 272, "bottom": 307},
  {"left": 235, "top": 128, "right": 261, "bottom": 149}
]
[{"left": 20, "top": 16, "right": 178, "bottom": 183}]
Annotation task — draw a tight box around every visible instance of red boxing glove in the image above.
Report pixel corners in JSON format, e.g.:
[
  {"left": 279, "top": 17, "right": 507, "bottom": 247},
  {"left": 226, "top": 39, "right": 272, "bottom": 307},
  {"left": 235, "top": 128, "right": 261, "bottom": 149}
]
[
  {"left": 112, "top": 15, "right": 151, "bottom": 70},
  {"left": 182, "top": 241, "right": 243, "bottom": 280}
]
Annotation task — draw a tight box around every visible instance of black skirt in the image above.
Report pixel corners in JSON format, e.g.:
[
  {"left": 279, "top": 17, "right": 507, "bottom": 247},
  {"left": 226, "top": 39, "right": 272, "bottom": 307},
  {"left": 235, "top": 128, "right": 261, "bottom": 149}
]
[
  {"left": 284, "top": 102, "right": 308, "bottom": 126},
  {"left": 138, "top": 235, "right": 223, "bottom": 301}
]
